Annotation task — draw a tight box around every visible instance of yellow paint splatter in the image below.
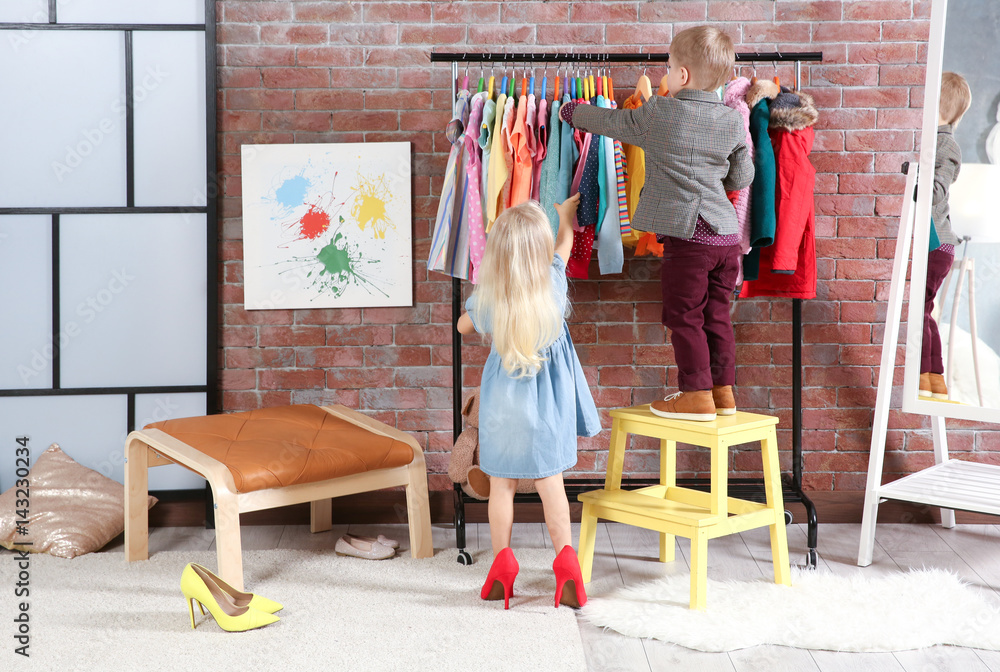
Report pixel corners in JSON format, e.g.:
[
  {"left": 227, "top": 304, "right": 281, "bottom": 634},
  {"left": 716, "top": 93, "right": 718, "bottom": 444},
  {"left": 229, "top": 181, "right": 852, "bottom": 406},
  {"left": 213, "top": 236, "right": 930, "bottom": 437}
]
[{"left": 350, "top": 172, "right": 395, "bottom": 239}]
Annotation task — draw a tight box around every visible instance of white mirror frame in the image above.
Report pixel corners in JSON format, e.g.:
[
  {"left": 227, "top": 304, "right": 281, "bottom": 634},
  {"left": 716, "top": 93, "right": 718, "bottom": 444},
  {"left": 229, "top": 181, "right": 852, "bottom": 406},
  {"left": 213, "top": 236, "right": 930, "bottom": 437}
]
[{"left": 901, "top": 0, "right": 1000, "bottom": 424}]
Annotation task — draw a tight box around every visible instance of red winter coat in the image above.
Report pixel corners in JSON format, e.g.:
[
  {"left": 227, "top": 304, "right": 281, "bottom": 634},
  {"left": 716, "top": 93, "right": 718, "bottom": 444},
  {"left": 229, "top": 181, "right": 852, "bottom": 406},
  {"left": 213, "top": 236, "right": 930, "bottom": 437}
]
[{"left": 741, "top": 91, "right": 818, "bottom": 300}]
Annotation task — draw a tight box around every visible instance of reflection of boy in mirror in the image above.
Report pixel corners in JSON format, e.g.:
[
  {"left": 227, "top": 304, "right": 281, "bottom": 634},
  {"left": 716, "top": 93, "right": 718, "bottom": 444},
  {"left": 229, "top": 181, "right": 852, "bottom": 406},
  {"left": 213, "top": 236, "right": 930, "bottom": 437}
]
[{"left": 921, "top": 72, "right": 971, "bottom": 400}]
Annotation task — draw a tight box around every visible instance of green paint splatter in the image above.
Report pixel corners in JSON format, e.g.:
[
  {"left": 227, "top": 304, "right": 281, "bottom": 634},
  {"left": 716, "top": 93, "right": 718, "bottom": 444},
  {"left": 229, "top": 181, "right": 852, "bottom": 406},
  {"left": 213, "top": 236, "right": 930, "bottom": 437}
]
[{"left": 308, "top": 232, "right": 388, "bottom": 299}]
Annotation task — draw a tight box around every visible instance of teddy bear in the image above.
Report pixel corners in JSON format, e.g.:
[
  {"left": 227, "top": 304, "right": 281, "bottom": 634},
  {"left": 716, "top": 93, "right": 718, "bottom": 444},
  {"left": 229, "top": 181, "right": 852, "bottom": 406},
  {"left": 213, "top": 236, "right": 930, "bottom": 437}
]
[{"left": 448, "top": 388, "right": 536, "bottom": 500}]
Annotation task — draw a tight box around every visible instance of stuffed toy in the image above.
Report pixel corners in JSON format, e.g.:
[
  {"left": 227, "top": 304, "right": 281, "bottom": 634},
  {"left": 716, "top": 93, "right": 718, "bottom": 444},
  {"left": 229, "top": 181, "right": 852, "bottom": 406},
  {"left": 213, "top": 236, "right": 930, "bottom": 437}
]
[{"left": 448, "top": 389, "right": 536, "bottom": 500}]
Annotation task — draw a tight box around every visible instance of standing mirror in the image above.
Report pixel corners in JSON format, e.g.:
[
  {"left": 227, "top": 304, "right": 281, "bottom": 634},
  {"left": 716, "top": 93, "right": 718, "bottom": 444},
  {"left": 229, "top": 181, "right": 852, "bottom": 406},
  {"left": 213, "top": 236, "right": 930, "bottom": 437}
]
[{"left": 903, "top": 0, "right": 1000, "bottom": 422}]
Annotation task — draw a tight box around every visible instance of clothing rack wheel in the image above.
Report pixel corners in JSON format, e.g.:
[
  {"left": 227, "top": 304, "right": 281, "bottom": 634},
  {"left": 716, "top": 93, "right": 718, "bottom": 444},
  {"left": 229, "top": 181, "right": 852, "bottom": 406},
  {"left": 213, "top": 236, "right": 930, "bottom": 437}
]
[{"left": 435, "top": 50, "right": 822, "bottom": 570}]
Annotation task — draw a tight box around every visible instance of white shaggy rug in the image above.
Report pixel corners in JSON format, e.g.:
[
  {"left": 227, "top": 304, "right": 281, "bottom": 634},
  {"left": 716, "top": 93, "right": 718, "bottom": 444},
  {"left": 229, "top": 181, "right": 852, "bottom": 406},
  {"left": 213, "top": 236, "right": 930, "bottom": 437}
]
[
  {"left": 582, "top": 568, "right": 1000, "bottom": 652},
  {"left": 1, "top": 548, "right": 585, "bottom": 672}
]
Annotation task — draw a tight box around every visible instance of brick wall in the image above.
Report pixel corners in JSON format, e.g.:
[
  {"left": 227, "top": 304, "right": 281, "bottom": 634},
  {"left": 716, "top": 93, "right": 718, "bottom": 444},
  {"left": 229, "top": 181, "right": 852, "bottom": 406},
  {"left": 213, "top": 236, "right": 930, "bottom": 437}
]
[{"left": 216, "top": 0, "right": 998, "bottom": 493}]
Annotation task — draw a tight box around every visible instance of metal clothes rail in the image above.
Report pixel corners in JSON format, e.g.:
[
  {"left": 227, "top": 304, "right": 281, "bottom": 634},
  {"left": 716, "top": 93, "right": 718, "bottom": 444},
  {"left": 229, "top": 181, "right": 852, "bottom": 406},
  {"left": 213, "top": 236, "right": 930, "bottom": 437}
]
[{"left": 430, "top": 50, "right": 823, "bottom": 567}]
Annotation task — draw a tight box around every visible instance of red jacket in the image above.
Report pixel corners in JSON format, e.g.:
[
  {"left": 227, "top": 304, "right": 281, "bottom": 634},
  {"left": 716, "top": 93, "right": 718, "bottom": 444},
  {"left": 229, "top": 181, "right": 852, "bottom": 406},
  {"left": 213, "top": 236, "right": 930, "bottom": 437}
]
[{"left": 742, "top": 91, "right": 818, "bottom": 300}]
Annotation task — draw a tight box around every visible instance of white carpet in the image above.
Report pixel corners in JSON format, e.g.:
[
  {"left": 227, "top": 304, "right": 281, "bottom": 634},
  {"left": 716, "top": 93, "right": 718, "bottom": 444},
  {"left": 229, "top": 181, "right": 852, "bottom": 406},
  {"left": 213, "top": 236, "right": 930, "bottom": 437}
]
[
  {"left": 582, "top": 567, "right": 1000, "bottom": 652},
  {"left": 2, "top": 548, "right": 586, "bottom": 672}
]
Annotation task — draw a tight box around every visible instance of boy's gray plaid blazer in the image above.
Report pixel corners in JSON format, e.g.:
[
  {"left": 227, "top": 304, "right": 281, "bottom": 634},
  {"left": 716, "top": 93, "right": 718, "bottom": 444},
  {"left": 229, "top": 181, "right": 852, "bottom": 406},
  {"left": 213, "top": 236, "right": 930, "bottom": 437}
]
[{"left": 572, "top": 88, "right": 754, "bottom": 239}]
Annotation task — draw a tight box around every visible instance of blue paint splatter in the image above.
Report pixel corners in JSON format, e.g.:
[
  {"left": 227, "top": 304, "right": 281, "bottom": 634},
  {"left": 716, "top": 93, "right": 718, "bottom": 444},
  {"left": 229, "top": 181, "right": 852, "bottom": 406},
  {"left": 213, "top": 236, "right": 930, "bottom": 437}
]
[{"left": 275, "top": 175, "right": 310, "bottom": 209}]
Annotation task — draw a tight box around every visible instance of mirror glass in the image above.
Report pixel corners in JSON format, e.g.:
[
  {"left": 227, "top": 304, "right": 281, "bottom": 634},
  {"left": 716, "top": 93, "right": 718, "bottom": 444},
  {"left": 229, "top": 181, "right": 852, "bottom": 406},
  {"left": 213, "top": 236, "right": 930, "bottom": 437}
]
[{"left": 905, "top": 0, "right": 1000, "bottom": 420}]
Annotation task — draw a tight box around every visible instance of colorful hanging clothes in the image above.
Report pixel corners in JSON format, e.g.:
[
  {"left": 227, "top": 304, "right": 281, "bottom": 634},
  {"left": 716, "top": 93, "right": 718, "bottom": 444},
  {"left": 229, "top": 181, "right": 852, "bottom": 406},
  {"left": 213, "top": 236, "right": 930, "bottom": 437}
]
[
  {"left": 485, "top": 92, "right": 508, "bottom": 232},
  {"left": 499, "top": 95, "right": 516, "bottom": 215},
  {"left": 531, "top": 97, "right": 548, "bottom": 202},
  {"left": 508, "top": 94, "right": 533, "bottom": 207},
  {"left": 614, "top": 139, "right": 631, "bottom": 237},
  {"left": 428, "top": 88, "right": 472, "bottom": 278},
  {"left": 741, "top": 79, "right": 779, "bottom": 282},
  {"left": 741, "top": 89, "right": 819, "bottom": 299},
  {"left": 538, "top": 97, "right": 562, "bottom": 238},
  {"left": 478, "top": 97, "right": 497, "bottom": 222},
  {"left": 723, "top": 77, "right": 755, "bottom": 263},
  {"left": 596, "top": 95, "right": 624, "bottom": 275},
  {"left": 464, "top": 92, "right": 488, "bottom": 284}
]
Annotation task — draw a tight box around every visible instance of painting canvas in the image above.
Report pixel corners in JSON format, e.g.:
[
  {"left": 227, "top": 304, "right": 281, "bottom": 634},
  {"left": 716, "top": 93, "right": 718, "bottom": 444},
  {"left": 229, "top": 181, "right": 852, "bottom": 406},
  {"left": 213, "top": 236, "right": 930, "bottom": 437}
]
[{"left": 241, "top": 142, "right": 412, "bottom": 310}]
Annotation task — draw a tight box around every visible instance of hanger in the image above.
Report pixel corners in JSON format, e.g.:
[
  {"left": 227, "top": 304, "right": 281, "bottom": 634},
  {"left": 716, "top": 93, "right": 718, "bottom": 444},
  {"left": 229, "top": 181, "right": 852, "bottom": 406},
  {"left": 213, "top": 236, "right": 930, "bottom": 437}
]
[
  {"left": 772, "top": 57, "right": 780, "bottom": 87},
  {"left": 487, "top": 62, "right": 495, "bottom": 99},
  {"left": 520, "top": 63, "right": 527, "bottom": 98},
  {"left": 750, "top": 62, "right": 757, "bottom": 86},
  {"left": 462, "top": 62, "right": 469, "bottom": 92},
  {"left": 530, "top": 66, "right": 536, "bottom": 98},
  {"left": 635, "top": 65, "right": 652, "bottom": 101}
]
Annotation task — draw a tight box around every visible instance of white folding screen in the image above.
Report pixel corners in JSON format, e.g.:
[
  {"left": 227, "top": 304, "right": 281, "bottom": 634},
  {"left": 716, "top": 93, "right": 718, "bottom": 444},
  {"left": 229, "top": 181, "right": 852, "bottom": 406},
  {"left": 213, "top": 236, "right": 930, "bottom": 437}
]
[{"left": 0, "top": 2, "right": 216, "bottom": 491}]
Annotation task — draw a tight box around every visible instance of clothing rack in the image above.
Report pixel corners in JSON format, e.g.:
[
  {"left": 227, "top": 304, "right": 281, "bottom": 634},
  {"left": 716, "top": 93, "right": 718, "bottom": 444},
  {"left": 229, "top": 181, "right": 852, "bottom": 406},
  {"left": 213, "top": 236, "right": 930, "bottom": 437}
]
[{"left": 430, "top": 49, "right": 822, "bottom": 567}]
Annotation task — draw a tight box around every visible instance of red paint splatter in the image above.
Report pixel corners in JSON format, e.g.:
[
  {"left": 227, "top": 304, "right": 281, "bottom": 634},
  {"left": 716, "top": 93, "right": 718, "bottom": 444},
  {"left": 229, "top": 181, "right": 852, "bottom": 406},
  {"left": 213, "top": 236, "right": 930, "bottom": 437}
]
[{"left": 297, "top": 205, "right": 331, "bottom": 240}]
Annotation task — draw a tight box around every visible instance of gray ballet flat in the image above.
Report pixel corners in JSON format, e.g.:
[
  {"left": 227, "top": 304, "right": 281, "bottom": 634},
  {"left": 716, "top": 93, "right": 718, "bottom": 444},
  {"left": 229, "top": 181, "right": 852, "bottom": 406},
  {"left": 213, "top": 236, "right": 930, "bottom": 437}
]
[{"left": 335, "top": 534, "right": 395, "bottom": 560}]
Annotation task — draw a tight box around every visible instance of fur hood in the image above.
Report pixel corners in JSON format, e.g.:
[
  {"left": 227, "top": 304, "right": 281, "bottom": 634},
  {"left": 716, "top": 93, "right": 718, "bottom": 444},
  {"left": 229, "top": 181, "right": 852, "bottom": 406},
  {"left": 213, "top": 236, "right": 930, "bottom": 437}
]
[
  {"left": 745, "top": 79, "right": 779, "bottom": 109},
  {"left": 768, "top": 89, "right": 819, "bottom": 131}
]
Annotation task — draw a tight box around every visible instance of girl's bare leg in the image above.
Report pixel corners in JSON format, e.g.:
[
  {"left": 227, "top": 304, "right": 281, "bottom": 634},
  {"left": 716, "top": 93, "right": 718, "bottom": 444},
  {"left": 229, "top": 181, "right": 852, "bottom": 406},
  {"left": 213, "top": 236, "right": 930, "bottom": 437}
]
[
  {"left": 488, "top": 476, "right": 518, "bottom": 555},
  {"left": 535, "top": 473, "right": 572, "bottom": 551}
]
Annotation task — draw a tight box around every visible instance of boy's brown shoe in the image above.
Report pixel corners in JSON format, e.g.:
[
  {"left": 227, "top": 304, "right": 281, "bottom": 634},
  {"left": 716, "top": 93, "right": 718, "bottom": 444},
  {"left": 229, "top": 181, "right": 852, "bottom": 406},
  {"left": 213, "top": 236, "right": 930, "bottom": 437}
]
[
  {"left": 918, "top": 372, "right": 933, "bottom": 398},
  {"left": 712, "top": 385, "right": 736, "bottom": 416},
  {"left": 928, "top": 373, "right": 949, "bottom": 400},
  {"left": 649, "top": 390, "right": 717, "bottom": 422}
]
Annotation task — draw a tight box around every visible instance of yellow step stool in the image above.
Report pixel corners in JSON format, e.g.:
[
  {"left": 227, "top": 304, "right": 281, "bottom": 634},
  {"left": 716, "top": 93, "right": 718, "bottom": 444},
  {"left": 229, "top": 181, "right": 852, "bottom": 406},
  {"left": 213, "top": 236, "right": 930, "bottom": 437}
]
[{"left": 578, "top": 405, "right": 791, "bottom": 610}]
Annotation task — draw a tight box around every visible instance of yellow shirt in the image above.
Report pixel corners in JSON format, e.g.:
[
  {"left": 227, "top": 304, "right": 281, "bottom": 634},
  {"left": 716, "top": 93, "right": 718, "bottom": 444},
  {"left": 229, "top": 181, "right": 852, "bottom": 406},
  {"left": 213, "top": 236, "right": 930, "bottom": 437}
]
[{"left": 486, "top": 93, "right": 509, "bottom": 232}]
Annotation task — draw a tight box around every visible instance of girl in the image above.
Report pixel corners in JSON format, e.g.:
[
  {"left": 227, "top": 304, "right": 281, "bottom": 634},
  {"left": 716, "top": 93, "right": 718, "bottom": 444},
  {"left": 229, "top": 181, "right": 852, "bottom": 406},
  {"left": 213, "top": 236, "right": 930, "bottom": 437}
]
[{"left": 457, "top": 195, "right": 601, "bottom": 609}]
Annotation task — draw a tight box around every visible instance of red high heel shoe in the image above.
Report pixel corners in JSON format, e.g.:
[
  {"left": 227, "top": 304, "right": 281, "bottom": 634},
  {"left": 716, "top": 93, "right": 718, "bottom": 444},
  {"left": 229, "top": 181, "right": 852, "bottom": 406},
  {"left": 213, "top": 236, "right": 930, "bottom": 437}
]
[
  {"left": 480, "top": 547, "right": 519, "bottom": 609},
  {"left": 553, "top": 545, "right": 587, "bottom": 608}
]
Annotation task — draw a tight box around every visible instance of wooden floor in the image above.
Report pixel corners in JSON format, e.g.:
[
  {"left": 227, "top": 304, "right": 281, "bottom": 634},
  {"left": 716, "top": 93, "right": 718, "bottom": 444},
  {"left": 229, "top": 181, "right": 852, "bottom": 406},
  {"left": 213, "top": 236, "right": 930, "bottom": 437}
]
[{"left": 110, "top": 522, "right": 1000, "bottom": 671}]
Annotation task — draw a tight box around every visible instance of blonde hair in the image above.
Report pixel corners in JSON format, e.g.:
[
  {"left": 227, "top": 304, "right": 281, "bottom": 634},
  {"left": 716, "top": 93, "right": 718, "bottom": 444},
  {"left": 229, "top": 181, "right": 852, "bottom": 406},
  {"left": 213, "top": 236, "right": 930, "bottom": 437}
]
[
  {"left": 670, "top": 26, "right": 735, "bottom": 92},
  {"left": 940, "top": 71, "right": 971, "bottom": 126},
  {"left": 470, "top": 201, "right": 563, "bottom": 379}
]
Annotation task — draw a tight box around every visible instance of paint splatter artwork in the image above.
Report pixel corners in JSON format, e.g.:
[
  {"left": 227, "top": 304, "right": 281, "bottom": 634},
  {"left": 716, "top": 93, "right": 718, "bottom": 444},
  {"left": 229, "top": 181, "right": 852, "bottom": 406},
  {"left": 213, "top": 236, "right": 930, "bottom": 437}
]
[{"left": 241, "top": 142, "right": 412, "bottom": 309}]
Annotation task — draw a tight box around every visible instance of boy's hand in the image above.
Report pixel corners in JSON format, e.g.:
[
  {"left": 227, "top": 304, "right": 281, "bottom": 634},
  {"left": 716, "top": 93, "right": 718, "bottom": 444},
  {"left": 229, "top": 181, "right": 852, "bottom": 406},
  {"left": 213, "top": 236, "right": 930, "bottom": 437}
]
[{"left": 554, "top": 192, "right": 580, "bottom": 222}]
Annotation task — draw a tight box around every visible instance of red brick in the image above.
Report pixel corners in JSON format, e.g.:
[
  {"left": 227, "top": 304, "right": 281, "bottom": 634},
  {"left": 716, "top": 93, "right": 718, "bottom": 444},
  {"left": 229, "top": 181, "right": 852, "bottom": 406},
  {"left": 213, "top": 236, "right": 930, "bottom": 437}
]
[
  {"left": 742, "top": 22, "right": 811, "bottom": 44},
  {"left": 224, "top": 2, "right": 292, "bottom": 23},
  {"left": 293, "top": 2, "right": 362, "bottom": 23},
  {"left": 295, "top": 346, "right": 364, "bottom": 368},
  {"left": 812, "top": 21, "right": 881, "bottom": 44},
  {"left": 260, "top": 24, "right": 329, "bottom": 45},
  {"left": 606, "top": 24, "right": 673, "bottom": 46},
  {"left": 536, "top": 24, "right": 603, "bottom": 45},
  {"left": 325, "top": 325, "right": 393, "bottom": 347},
  {"left": 364, "top": 2, "right": 431, "bottom": 22},
  {"left": 434, "top": 2, "right": 499, "bottom": 23},
  {"left": 296, "top": 46, "right": 364, "bottom": 67},
  {"left": 258, "top": 326, "right": 325, "bottom": 347},
  {"left": 360, "top": 388, "right": 427, "bottom": 410},
  {"left": 226, "top": 45, "right": 296, "bottom": 67},
  {"left": 263, "top": 110, "right": 331, "bottom": 132},
  {"left": 571, "top": 3, "right": 637, "bottom": 23},
  {"left": 882, "top": 20, "right": 929, "bottom": 41},
  {"left": 261, "top": 67, "right": 330, "bottom": 89},
  {"left": 879, "top": 64, "right": 926, "bottom": 86},
  {"left": 839, "top": 171, "right": 907, "bottom": 192},
  {"left": 639, "top": 2, "right": 705, "bottom": 22},
  {"left": 222, "top": 368, "right": 257, "bottom": 390},
  {"left": 876, "top": 109, "right": 922, "bottom": 130},
  {"left": 598, "top": 323, "right": 667, "bottom": 345},
  {"left": 397, "top": 410, "right": 452, "bottom": 432},
  {"left": 219, "top": 67, "right": 262, "bottom": 88},
  {"left": 227, "top": 89, "right": 295, "bottom": 110},
  {"left": 810, "top": 151, "right": 873, "bottom": 174},
  {"left": 467, "top": 23, "right": 534, "bottom": 45},
  {"left": 398, "top": 24, "right": 465, "bottom": 45},
  {"left": 218, "top": 24, "right": 260, "bottom": 44},
  {"left": 326, "top": 368, "right": 394, "bottom": 389},
  {"left": 259, "top": 369, "right": 325, "bottom": 389},
  {"left": 775, "top": 1, "right": 842, "bottom": 21},
  {"left": 330, "top": 110, "right": 397, "bottom": 132},
  {"left": 844, "top": 1, "right": 912, "bottom": 21},
  {"left": 226, "top": 347, "right": 295, "bottom": 369},
  {"left": 395, "top": 324, "right": 453, "bottom": 346},
  {"left": 502, "top": 2, "right": 571, "bottom": 23},
  {"left": 849, "top": 43, "right": 917, "bottom": 65},
  {"left": 812, "top": 65, "right": 879, "bottom": 87},
  {"left": 843, "top": 87, "right": 910, "bottom": 109},
  {"left": 296, "top": 90, "right": 363, "bottom": 111},
  {"left": 365, "top": 346, "right": 431, "bottom": 367},
  {"left": 599, "top": 366, "right": 665, "bottom": 388},
  {"left": 707, "top": 1, "right": 774, "bottom": 21}
]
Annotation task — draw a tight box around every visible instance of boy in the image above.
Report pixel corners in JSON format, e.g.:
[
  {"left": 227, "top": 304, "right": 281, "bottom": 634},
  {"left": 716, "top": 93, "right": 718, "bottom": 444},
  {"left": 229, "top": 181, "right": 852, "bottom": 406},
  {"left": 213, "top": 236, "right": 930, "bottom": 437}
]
[
  {"left": 921, "top": 71, "right": 971, "bottom": 400},
  {"left": 561, "top": 26, "right": 753, "bottom": 421}
]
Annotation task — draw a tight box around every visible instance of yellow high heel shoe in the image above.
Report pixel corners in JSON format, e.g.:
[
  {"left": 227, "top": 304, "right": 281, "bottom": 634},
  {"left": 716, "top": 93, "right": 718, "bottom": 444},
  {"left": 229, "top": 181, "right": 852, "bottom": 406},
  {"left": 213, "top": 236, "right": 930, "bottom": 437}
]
[
  {"left": 180, "top": 564, "right": 280, "bottom": 632},
  {"left": 187, "top": 563, "right": 283, "bottom": 614}
]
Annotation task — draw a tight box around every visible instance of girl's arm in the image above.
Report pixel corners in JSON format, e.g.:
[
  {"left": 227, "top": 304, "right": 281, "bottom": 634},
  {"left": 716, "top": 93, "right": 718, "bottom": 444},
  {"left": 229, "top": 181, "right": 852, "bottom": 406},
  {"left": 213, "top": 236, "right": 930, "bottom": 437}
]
[
  {"left": 553, "top": 192, "right": 580, "bottom": 262},
  {"left": 457, "top": 312, "right": 475, "bottom": 335}
]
